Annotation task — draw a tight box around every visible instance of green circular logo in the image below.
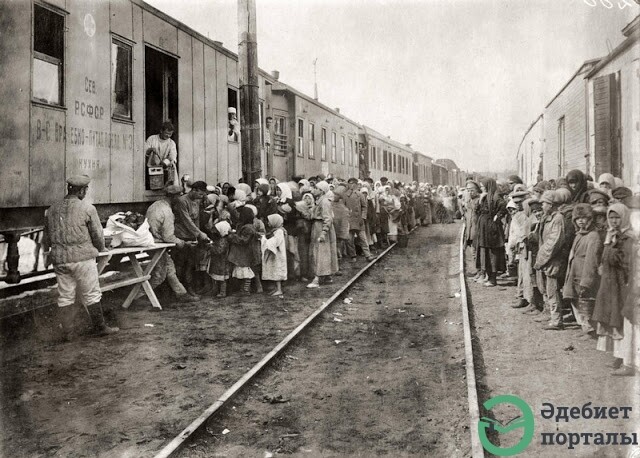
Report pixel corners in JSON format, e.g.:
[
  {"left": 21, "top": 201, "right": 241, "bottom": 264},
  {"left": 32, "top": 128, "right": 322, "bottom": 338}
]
[{"left": 478, "top": 394, "right": 535, "bottom": 456}]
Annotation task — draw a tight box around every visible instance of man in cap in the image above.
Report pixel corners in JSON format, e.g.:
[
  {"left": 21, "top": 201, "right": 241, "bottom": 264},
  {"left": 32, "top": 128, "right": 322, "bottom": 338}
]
[
  {"left": 228, "top": 107, "right": 240, "bottom": 142},
  {"left": 42, "top": 175, "right": 118, "bottom": 339},
  {"left": 534, "top": 190, "right": 568, "bottom": 330},
  {"left": 507, "top": 191, "right": 531, "bottom": 308},
  {"left": 380, "top": 177, "right": 389, "bottom": 187},
  {"left": 173, "top": 180, "right": 210, "bottom": 295},
  {"left": 132, "top": 185, "right": 199, "bottom": 307},
  {"left": 344, "top": 177, "right": 375, "bottom": 262},
  {"left": 145, "top": 121, "right": 179, "bottom": 185}
]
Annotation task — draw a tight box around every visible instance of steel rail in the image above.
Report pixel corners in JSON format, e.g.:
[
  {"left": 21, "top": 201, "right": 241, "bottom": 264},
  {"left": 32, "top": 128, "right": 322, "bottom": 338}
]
[
  {"left": 153, "top": 238, "right": 401, "bottom": 458},
  {"left": 458, "top": 224, "right": 485, "bottom": 458}
]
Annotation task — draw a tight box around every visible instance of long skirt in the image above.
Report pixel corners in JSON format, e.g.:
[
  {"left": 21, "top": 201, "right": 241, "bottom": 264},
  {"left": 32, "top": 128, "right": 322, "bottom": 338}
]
[
  {"left": 614, "top": 318, "right": 640, "bottom": 369},
  {"left": 298, "top": 236, "right": 311, "bottom": 279},
  {"left": 423, "top": 202, "right": 432, "bottom": 225},
  {"left": 478, "top": 246, "right": 506, "bottom": 274},
  {"left": 309, "top": 221, "right": 339, "bottom": 277}
]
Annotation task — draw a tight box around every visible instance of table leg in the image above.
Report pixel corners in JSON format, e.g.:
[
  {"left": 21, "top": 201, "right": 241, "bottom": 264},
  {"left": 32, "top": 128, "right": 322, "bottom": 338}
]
[{"left": 121, "top": 248, "right": 166, "bottom": 310}]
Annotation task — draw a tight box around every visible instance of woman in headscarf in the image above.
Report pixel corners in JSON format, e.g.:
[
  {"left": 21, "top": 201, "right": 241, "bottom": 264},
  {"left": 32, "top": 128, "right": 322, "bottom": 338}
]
[
  {"left": 255, "top": 183, "right": 277, "bottom": 223},
  {"left": 618, "top": 200, "right": 640, "bottom": 375},
  {"left": 228, "top": 206, "right": 260, "bottom": 295},
  {"left": 269, "top": 176, "right": 279, "bottom": 197},
  {"left": 475, "top": 177, "right": 508, "bottom": 286},
  {"left": 295, "top": 192, "right": 316, "bottom": 281},
  {"left": 307, "top": 181, "right": 339, "bottom": 288},
  {"left": 566, "top": 170, "right": 589, "bottom": 204},
  {"left": 464, "top": 181, "right": 481, "bottom": 249},
  {"left": 276, "top": 182, "right": 300, "bottom": 280},
  {"left": 261, "top": 214, "right": 287, "bottom": 296},
  {"left": 597, "top": 173, "right": 615, "bottom": 197},
  {"left": 592, "top": 203, "right": 634, "bottom": 369},
  {"left": 380, "top": 185, "right": 402, "bottom": 242}
]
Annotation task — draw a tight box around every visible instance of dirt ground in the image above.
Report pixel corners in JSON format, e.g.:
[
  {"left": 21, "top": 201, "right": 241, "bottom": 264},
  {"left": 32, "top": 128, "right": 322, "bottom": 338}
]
[
  {"left": 0, "top": 223, "right": 469, "bottom": 458},
  {"left": 466, "top": 248, "right": 640, "bottom": 457},
  {"left": 179, "top": 223, "right": 470, "bottom": 458}
]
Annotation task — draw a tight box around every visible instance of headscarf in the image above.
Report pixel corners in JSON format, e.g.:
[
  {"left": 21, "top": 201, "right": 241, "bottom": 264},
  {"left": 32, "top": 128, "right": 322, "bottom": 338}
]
[
  {"left": 613, "top": 177, "right": 624, "bottom": 190},
  {"left": 276, "top": 182, "right": 292, "bottom": 203},
  {"left": 218, "top": 195, "right": 229, "bottom": 204},
  {"left": 257, "top": 183, "right": 271, "bottom": 196},
  {"left": 233, "top": 189, "right": 247, "bottom": 206},
  {"left": 214, "top": 220, "right": 232, "bottom": 237},
  {"left": 236, "top": 183, "right": 252, "bottom": 196},
  {"left": 255, "top": 178, "right": 269, "bottom": 186},
  {"left": 466, "top": 181, "right": 481, "bottom": 193},
  {"left": 598, "top": 173, "right": 615, "bottom": 189},
  {"left": 207, "top": 194, "right": 219, "bottom": 206},
  {"left": 325, "top": 190, "right": 335, "bottom": 202},
  {"left": 315, "top": 180, "right": 330, "bottom": 194},
  {"left": 508, "top": 175, "right": 523, "bottom": 185},
  {"left": 245, "top": 204, "right": 258, "bottom": 217},
  {"left": 606, "top": 202, "right": 631, "bottom": 246},
  {"left": 302, "top": 192, "right": 315, "bottom": 207},
  {"left": 555, "top": 187, "right": 572, "bottom": 205},
  {"left": 566, "top": 169, "right": 588, "bottom": 203},
  {"left": 298, "top": 179, "right": 310, "bottom": 188},
  {"left": 267, "top": 213, "right": 284, "bottom": 229}
]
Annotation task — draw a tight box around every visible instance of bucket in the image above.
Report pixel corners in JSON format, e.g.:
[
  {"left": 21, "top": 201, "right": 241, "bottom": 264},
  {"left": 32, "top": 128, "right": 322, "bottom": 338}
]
[
  {"left": 148, "top": 166, "right": 164, "bottom": 190},
  {"left": 397, "top": 234, "right": 408, "bottom": 248}
]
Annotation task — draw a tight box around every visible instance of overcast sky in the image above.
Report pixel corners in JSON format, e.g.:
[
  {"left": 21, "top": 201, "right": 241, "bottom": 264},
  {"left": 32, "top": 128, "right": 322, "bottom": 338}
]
[{"left": 146, "top": 0, "right": 637, "bottom": 174}]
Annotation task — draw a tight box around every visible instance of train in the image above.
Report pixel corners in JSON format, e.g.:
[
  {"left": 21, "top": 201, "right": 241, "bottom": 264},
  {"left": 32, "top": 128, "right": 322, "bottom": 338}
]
[{"left": 0, "top": 0, "right": 470, "bottom": 283}]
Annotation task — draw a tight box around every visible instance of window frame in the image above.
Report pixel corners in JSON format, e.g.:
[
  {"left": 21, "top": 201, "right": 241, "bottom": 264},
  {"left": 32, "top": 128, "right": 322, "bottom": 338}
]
[
  {"left": 32, "top": 3, "right": 66, "bottom": 107},
  {"left": 321, "top": 127, "right": 327, "bottom": 161},
  {"left": 308, "top": 122, "right": 315, "bottom": 159},
  {"left": 273, "top": 114, "right": 287, "bottom": 157},
  {"left": 297, "top": 117, "right": 304, "bottom": 158},
  {"left": 340, "top": 135, "right": 346, "bottom": 164},
  {"left": 111, "top": 37, "right": 133, "bottom": 120},
  {"left": 331, "top": 131, "right": 337, "bottom": 163}
]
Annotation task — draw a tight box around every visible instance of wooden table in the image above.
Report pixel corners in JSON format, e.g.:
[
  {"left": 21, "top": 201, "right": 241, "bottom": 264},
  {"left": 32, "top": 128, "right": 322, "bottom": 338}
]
[{"left": 97, "top": 243, "right": 175, "bottom": 310}]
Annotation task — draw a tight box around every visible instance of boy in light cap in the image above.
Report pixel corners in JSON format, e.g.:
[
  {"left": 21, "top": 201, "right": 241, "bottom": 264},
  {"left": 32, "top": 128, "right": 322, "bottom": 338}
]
[{"left": 534, "top": 190, "right": 569, "bottom": 330}]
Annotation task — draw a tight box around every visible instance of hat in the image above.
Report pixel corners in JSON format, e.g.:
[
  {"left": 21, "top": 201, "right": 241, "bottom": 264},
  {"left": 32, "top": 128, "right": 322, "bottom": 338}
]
[
  {"left": 510, "top": 191, "right": 529, "bottom": 201},
  {"left": 555, "top": 187, "right": 572, "bottom": 204},
  {"left": 587, "top": 189, "right": 610, "bottom": 204},
  {"left": 227, "top": 107, "right": 237, "bottom": 114},
  {"left": 190, "top": 180, "right": 208, "bottom": 191},
  {"left": 206, "top": 185, "right": 216, "bottom": 192},
  {"left": 592, "top": 205, "right": 608, "bottom": 215},
  {"left": 67, "top": 175, "right": 91, "bottom": 187},
  {"left": 540, "top": 190, "right": 556, "bottom": 205},
  {"left": 165, "top": 184, "right": 182, "bottom": 195},
  {"left": 506, "top": 200, "right": 518, "bottom": 210},
  {"left": 572, "top": 203, "right": 593, "bottom": 221},
  {"left": 612, "top": 186, "right": 632, "bottom": 201},
  {"left": 347, "top": 177, "right": 358, "bottom": 184}
]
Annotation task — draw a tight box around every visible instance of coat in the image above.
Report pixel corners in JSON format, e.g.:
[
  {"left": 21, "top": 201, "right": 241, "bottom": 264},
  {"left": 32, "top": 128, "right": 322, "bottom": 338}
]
[
  {"left": 592, "top": 232, "right": 634, "bottom": 329},
  {"left": 261, "top": 228, "right": 287, "bottom": 281},
  {"left": 534, "top": 210, "right": 566, "bottom": 278},
  {"left": 309, "top": 195, "right": 339, "bottom": 276},
  {"left": 228, "top": 224, "right": 259, "bottom": 268},
  {"left": 146, "top": 198, "right": 184, "bottom": 247},
  {"left": 562, "top": 229, "right": 603, "bottom": 299},
  {"left": 475, "top": 195, "right": 507, "bottom": 248},
  {"left": 332, "top": 199, "right": 350, "bottom": 239},
  {"left": 343, "top": 189, "right": 367, "bottom": 231},
  {"left": 43, "top": 195, "right": 105, "bottom": 265},
  {"left": 173, "top": 194, "right": 206, "bottom": 241}
]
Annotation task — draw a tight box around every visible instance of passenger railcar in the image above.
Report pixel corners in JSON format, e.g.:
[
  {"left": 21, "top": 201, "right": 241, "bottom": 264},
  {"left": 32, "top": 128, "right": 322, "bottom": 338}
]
[
  {"left": 360, "top": 126, "right": 415, "bottom": 184},
  {"left": 413, "top": 152, "right": 433, "bottom": 184}
]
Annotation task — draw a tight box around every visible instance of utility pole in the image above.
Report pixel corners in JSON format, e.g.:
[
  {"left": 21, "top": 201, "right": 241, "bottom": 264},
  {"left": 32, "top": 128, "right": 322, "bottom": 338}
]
[
  {"left": 313, "top": 58, "right": 318, "bottom": 100},
  {"left": 238, "top": 0, "right": 261, "bottom": 184}
]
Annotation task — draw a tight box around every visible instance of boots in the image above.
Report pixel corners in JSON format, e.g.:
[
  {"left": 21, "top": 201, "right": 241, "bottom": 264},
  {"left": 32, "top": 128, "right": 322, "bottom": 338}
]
[
  {"left": 217, "top": 281, "right": 227, "bottom": 298},
  {"left": 253, "top": 276, "right": 263, "bottom": 293},
  {"left": 57, "top": 305, "right": 76, "bottom": 342},
  {"left": 511, "top": 299, "right": 529, "bottom": 309},
  {"left": 240, "top": 279, "right": 251, "bottom": 296},
  {"left": 88, "top": 302, "right": 119, "bottom": 336},
  {"left": 210, "top": 280, "right": 219, "bottom": 297}
]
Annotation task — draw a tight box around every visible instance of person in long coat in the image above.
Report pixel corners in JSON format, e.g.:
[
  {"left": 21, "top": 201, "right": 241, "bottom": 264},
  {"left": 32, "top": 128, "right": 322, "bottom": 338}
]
[
  {"left": 475, "top": 178, "right": 507, "bottom": 286},
  {"left": 261, "top": 214, "right": 287, "bottom": 296},
  {"left": 295, "top": 192, "right": 315, "bottom": 282},
  {"left": 307, "top": 181, "right": 339, "bottom": 288},
  {"left": 464, "top": 181, "right": 480, "bottom": 248},
  {"left": 593, "top": 203, "right": 634, "bottom": 363}
]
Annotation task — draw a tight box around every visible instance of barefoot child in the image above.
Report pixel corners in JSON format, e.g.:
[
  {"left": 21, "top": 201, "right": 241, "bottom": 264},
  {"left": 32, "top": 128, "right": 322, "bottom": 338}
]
[{"left": 228, "top": 207, "right": 259, "bottom": 296}]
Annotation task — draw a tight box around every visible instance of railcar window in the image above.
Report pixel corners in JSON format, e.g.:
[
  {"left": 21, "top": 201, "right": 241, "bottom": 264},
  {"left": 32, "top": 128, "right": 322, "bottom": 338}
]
[
  {"left": 33, "top": 5, "right": 64, "bottom": 105},
  {"left": 297, "top": 118, "right": 304, "bottom": 157},
  {"left": 340, "top": 135, "right": 345, "bottom": 164},
  {"left": 321, "top": 128, "right": 327, "bottom": 161},
  {"left": 349, "top": 139, "right": 354, "bottom": 166},
  {"left": 228, "top": 88, "right": 239, "bottom": 142},
  {"left": 308, "top": 123, "right": 315, "bottom": 159},
  {"left": 111, "top": 40, "right": 132, "bottom": 119},
  {"left": 273, "top": 115, "right": 286, "bottom": 156},
  {"left": 331, "top": 132, "right": 337, "bottom": 163}
]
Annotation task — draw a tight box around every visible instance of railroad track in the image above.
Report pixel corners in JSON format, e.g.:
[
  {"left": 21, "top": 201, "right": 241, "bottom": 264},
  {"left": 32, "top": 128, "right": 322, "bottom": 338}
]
[{"left": 152, "top": 224, "right": 485, "bottom": 458}]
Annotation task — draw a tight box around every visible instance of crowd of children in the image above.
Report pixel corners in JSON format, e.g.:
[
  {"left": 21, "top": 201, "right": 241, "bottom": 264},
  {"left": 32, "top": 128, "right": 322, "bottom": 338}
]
[
  {"left": 462, "top": 172, "right": 640, "bottom": 376},
  {"left": 173, "top": 174, "right": 450, "bottom": 301}
]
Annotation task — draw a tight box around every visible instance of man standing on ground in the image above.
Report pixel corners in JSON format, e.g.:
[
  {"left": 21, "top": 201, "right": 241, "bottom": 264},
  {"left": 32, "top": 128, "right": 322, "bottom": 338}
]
[
  {"left": 344, "top": 177, "right": 375, "bottom": 262},
  {"left": 43, "top": 175, "right": 118, "bottom": 339},
  {"left": 133, "top": 185, "right": 199, "bottom": 307},
  {"left": 173, "top": 180, "right": 210, "bottom": 295}
]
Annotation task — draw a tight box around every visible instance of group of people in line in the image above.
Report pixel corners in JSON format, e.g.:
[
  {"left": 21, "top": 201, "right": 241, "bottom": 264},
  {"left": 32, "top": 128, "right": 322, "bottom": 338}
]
[
  {"left": 146, "top": 174, "right": 452, "bottom": 302},
  {"left": 462, "top": 172, "right": 640, "bottom": 376}
]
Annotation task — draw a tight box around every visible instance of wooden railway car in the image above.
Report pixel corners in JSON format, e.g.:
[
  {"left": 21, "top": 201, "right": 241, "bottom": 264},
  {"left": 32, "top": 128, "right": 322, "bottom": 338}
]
[
  {"left": 413, "top": 152, "right": 433, "bottom": 184},
  {"left": 264, "top": 79, "right": 362, "bottom": 181},
  {"left": 0, "top": 0, "right": 278, "bottom": 235},
  {"left": 361, "top": 126, "right": 415, "bottom": 184}
]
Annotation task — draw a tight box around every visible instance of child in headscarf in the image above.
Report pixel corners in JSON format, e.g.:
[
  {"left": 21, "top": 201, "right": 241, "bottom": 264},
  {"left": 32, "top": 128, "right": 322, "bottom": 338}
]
[
  {"left": 228, "top": 206, "right": 260, "bottom": 296},
  {"left": 206, "top": 220, "right": 232, "bottom": 297},
  {"left": 562, "top": 204, "right": 603, "bottom": 336},
  {"left": 261, "top": 214, "right": 287, "bottom": 296},
  {"left": 566, "top": 169, "right": 589, "bottom": 204},
  {"left": 593, "top": 203, "right": 634, "bottom": 366},
  {"left": 276, "top": 182, "right": 300, "bottom": 280},
  {"left": 296, "top": 192, "right": 315, "bottom": 281},
  {"left": 245, "top": 204, "right": 265, "bottom": 293}
]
